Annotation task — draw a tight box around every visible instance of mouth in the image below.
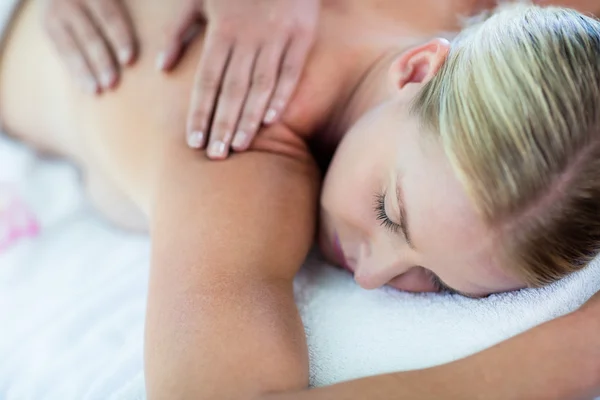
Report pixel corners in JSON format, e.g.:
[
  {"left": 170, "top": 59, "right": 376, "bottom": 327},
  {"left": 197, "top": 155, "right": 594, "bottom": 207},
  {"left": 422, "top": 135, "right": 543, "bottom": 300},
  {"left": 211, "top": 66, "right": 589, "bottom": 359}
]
[{"left": 332, "top": 233, "right": 355, "bottom": 274}]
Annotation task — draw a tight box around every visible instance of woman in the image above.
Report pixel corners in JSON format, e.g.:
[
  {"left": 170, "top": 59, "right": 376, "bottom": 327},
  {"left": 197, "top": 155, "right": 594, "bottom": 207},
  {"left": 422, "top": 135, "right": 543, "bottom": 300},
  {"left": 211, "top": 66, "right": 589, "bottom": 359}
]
[{"left": 2, "top": 0, "right": 600, "bottom": 399}]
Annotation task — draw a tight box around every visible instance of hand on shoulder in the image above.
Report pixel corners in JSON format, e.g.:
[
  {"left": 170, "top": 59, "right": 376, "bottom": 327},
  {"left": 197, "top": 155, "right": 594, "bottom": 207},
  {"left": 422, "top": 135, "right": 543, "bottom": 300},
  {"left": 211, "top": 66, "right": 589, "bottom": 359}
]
[{"left": 157, "top": 0, "right": 320, "bottom": 160}]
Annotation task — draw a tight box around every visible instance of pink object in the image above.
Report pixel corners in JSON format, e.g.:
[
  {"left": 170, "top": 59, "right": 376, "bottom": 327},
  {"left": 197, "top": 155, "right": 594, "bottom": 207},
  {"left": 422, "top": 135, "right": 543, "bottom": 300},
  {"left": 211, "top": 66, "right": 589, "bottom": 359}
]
[{"left": 0, "top": 185, "right": 40, "bottom": 253}]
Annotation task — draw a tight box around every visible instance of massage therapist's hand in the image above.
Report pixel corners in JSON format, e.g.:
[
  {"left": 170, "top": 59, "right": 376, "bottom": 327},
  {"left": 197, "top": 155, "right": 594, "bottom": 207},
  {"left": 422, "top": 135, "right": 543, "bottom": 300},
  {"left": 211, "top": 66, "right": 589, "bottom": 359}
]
[
  {"left": 43, "top": 0, "right": 137, "bottom": 94},
  {"left": 157, "top": 0, "right": 320, "bottom": 159}
]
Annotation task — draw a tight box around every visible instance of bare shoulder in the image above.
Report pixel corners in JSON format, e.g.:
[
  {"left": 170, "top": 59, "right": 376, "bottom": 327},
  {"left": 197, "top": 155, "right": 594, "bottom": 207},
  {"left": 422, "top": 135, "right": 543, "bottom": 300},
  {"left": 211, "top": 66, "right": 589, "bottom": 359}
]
[{"left": 249, "top": 122, "right": 318, "bottom": 167}]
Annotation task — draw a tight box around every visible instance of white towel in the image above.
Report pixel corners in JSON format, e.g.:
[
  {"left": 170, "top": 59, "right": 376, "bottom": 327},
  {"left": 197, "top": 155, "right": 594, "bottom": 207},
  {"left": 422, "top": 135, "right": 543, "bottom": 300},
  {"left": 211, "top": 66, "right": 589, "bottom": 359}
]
[
  {"left": 1, "top": 133, "right": 599, "bottom": 399},
  {"left": 297, "top": 254, "right": 600, "bottom": 386}
]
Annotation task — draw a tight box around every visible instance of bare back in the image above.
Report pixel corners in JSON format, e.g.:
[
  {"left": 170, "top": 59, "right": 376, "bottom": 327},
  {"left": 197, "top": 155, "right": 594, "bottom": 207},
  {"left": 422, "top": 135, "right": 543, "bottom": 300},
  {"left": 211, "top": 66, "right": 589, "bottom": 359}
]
[{"left": 0, "top": 0, "right": 470, "bottom": 222}]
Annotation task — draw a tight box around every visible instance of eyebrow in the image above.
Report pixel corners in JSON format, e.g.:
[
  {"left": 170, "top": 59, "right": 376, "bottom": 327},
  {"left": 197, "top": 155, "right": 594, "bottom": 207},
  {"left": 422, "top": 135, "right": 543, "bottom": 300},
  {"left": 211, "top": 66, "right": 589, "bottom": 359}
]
[{"left": 395, "top": 184, "right": 415, "bottom": 250}]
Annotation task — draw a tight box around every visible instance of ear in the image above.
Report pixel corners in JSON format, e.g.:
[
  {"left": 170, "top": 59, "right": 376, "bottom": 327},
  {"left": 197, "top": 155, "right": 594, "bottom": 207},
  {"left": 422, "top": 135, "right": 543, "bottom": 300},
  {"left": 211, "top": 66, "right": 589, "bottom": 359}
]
[{"left": 389, "top": 38, "right": 450, "bottom": 91}]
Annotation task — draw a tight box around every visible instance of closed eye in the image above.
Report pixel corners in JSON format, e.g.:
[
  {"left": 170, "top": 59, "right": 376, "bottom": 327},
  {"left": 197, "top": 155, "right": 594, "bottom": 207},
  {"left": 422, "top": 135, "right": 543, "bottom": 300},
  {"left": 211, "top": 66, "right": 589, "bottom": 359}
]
[
  {"left": 427, "top": 271, "right": 459, "bottom": 294},
  {"left": 374, "top": 192, "right": 401, "bottom": 233},
  {"left": 426, "top": 269, "right": 480, "bottom": 298}
]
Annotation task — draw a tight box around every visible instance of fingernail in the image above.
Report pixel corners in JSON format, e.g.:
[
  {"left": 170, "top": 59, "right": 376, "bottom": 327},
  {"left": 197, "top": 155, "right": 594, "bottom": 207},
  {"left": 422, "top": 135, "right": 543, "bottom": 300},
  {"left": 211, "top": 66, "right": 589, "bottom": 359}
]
[
  {"left": 100, "top": 71, "right": 115, "bottom": 89},
  {"left": 264, "top": 108, "right": 277, "bottom": 124},
  {"left": 208, "top": 141, "right": 226, "bottom": 158},
  {"left": 155, "top": 52, "right": 166, "bottom": 70},
  {"left": 118, "top": 47, "right": 133, "bottom": 65},
  {"left": 187, "top": 131, "right": 204, "bottom": 149},
  {"left": 232, "top": 131, "right": 247, "bottom": 149}
]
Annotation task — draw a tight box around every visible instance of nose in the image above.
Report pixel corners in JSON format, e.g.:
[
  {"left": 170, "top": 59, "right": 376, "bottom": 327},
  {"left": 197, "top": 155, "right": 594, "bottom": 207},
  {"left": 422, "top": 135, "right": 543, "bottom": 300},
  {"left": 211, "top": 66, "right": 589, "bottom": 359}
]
[{"left": 352, "top": 241, "right": 412, "bottom": 290}]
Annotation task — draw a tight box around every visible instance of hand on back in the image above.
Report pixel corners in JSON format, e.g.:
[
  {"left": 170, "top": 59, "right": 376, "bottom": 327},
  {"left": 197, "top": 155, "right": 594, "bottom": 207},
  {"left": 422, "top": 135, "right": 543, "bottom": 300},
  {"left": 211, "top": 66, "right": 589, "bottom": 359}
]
[
  {"left": 158, "top": 0, "right": 320, "bottom": 159},
  {"left": 43, "top": 0, "right": 320, "bottom": 159},
  {"left": 43, "top": 0, "right": 137, "bottom": 94}
]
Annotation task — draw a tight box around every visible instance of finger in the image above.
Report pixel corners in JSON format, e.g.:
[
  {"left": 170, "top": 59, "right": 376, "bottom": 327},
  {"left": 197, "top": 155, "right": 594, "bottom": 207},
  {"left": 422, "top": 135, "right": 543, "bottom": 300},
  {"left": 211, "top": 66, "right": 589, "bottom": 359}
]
[
  {"left": 86, "top": 0, "right": 137, "bottom": 66},
  {"left": 45, "top": 16, "right": 99, "bottom": 94},
  {"left": 206, "top": 44, "right": 258, "bottom": 159},
  {"left": 264, "top": 35, "right": 313, "bottom": 125},
  {"left": 232, "top": 41, "right": 285, "bottom": 151},
  {"left": 156, "top": 5, "right": 199, "bottom": 71},
  {"left": 69, "top": 6, "right": 118, "bottom": 91},
  {"left": 186, "top": 32, "right": 232, "bottom": 150}
]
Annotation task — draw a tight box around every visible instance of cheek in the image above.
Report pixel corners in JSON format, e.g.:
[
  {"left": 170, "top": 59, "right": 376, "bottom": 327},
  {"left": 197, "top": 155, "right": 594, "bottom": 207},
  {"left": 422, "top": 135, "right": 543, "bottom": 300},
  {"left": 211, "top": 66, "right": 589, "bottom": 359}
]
[{"left": 387, "top": 268, "right": 440, "bottom": 293}]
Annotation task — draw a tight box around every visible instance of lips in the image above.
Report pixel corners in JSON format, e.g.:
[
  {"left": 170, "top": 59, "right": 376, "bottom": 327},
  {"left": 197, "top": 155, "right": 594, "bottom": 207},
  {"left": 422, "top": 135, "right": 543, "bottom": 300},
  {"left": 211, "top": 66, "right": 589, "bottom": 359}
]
[{"left": 333, "top": 233, "right": 354, "bottom": 274}]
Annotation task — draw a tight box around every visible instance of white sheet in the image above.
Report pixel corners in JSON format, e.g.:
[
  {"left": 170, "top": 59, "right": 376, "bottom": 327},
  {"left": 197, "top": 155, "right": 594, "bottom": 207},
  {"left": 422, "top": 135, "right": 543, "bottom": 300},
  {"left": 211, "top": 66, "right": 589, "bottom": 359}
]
[{"left": 1, "top": 134, "right": 600, "bottom": 399}]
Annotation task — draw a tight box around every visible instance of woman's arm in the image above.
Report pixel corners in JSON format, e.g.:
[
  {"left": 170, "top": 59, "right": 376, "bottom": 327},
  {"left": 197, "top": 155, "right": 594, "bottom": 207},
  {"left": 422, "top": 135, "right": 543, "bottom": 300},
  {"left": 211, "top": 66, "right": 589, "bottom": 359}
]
[
  {"left": 144, "top": 124, "right": 320, "bottom": 399},
  {"left": 268, "top": 296, "right": 600, "bottom": 400}
]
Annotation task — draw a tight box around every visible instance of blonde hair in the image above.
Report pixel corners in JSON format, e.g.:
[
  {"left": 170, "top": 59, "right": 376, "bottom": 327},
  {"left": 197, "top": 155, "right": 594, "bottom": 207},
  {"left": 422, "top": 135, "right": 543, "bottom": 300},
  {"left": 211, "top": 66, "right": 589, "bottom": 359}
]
[{"left": 412, "top": 3, "right": 600, "bottom": 286}]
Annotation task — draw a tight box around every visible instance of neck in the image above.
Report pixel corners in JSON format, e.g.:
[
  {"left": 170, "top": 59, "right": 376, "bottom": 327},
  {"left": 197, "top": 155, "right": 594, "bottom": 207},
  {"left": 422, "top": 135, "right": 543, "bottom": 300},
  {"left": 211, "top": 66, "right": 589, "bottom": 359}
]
[
  {"left": 343, "top": 50, "right": 400, "bottom": 132},
  {"left": 322, "top": 49, "right": 401, "bottom": 149},
  {"left": 324, "top": 31, "right": 456, "bottom": 150}
]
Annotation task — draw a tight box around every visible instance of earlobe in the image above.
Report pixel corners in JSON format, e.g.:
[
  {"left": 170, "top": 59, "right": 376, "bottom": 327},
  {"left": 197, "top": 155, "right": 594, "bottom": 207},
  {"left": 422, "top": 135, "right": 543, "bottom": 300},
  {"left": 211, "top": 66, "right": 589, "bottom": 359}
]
[{"left": 390, "top": 38, "right": 451, "bottom": 90}]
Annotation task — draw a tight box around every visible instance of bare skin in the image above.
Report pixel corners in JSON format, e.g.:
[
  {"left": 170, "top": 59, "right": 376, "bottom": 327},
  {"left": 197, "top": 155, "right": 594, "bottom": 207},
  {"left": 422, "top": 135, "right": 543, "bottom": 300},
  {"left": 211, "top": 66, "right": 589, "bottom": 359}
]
[
  {"left": 0, "top": 0, "right": 470, "bottom": 398},
  {"left": 3, "top": 0, "right": 600, "bottom": 399}
]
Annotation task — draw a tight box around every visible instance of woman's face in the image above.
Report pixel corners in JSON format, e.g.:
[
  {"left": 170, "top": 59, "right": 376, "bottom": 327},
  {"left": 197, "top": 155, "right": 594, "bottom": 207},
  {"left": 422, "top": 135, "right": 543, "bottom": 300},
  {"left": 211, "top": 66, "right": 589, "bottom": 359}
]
[{"left": 319, "top": 44, "right": 526, "bottom": 296}]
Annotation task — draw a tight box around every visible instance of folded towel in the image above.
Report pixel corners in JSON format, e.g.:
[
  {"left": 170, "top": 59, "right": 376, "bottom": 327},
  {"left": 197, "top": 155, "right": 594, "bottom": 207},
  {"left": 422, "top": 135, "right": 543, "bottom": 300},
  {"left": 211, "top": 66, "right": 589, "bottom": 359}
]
[
  {"left": 297, "top": 252, "right": 600, "bottom": 386},
  {"left": 1, "top": 133, "right": 599, "bottom": 399}
]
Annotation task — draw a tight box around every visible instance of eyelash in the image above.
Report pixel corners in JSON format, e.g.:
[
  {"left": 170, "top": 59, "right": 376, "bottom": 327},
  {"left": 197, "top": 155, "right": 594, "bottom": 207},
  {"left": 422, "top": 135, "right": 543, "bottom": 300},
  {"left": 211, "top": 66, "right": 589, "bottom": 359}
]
[
  {"left": 428, "top": 273, "right": 445, "bottom": 293},
  {"left": 374, "top": 192, "right": 401, "bottom": 234},
  {"left": 428, "top": 271, "right": 458, "bottom": 294}
]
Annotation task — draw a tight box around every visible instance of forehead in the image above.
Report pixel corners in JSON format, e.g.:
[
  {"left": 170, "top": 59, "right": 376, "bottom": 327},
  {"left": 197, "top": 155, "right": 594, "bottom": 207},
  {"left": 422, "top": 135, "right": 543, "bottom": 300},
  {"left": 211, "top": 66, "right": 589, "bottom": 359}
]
[{"left": 397, "top": 132, "right": 519, "bottom": 289}]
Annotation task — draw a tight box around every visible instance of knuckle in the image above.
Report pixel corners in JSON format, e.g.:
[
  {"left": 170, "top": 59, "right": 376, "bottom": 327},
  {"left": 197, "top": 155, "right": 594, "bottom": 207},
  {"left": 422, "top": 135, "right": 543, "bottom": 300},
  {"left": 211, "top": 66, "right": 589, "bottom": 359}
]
[
  {"left": 96, "top": 4, "right": 122, "bottom": 22},
  {"left": 280, "top": 62, "right": 298, "bottom": 78},
  {"left": 63, "top": 1, "right": 79, "bottom": 11},
  {"left": 222, "top": 80, "right": 245, "bottom": 98},
  {"left": 198, "top": 73, "right": 221, "bottom": 91},
  {"left": 89, "top": 0, "right": 125, "bottom": 26},
  {"left": 94, "top": 2, "right": 122, "bottom": 29},
  {"left": 252, "top": 72, "right": 274, "bottom": 91},
  {"left": 88, "top": 39, "right": 108, "bottom": 58},
  {"left": 78, "top": 26, "right": 99, "bottom": 43},
  {"left": 100, "top": 8, "right": 120, "bottom": 23}
]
